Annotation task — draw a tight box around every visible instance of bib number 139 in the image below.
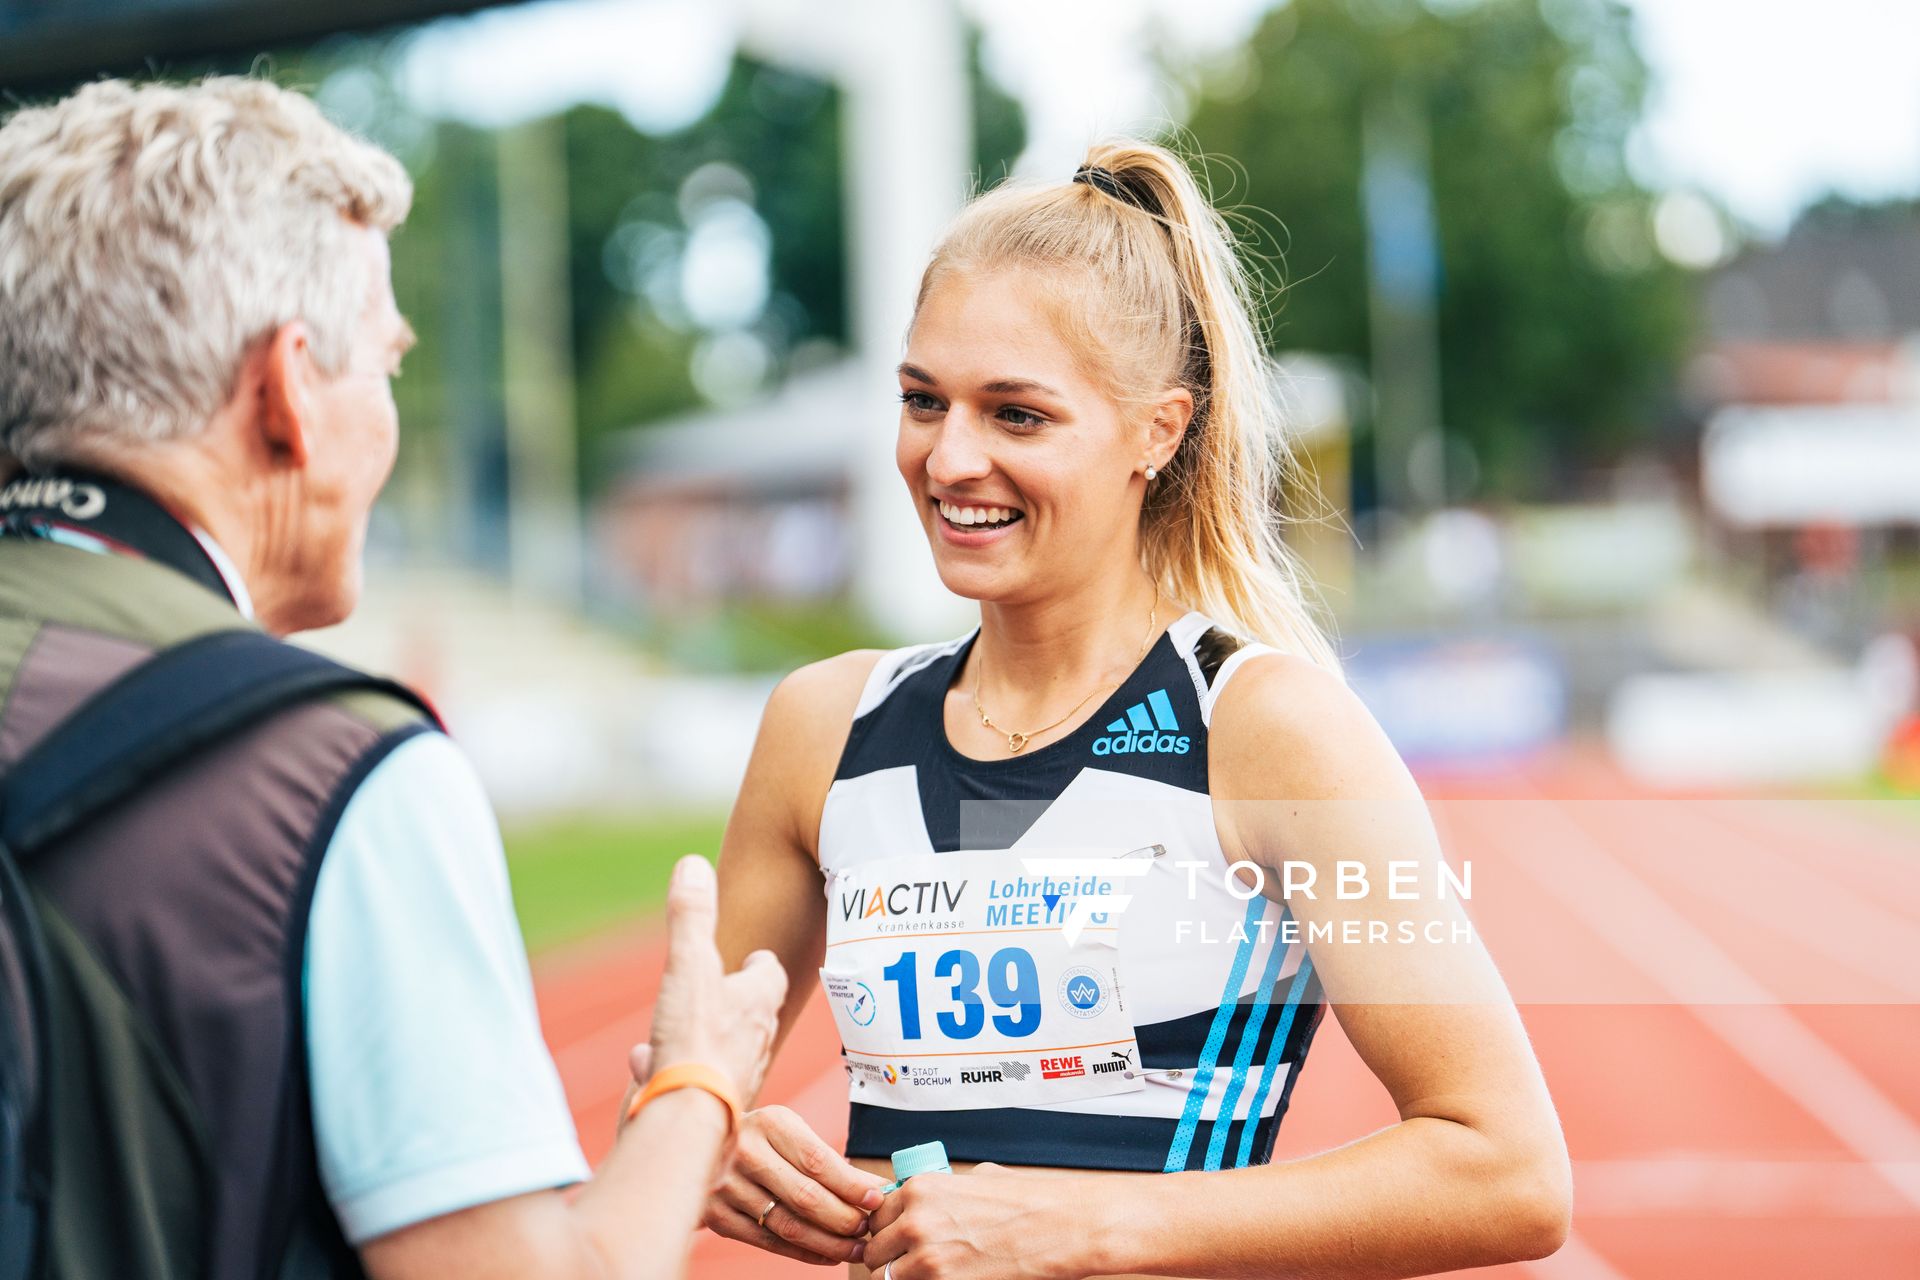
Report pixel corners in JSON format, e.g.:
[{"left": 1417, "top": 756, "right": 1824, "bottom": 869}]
[{"left": 881, "top": 947, "right": 1040, "bottom": 1040}]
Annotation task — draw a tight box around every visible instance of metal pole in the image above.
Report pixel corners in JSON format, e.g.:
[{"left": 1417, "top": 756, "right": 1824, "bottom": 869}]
[
  {"left": 740, "top": 0, "right": 974, "bottom": 641},
  {"left": 1362, "top": 85, "right": 1446, "bottom": 517},
  {"left": 496, "top": 113, "right": 583, "bottom": 604}
]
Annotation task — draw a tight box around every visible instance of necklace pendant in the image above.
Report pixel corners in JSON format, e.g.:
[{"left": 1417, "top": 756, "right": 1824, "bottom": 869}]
[{"left": 1005, "top": 731, "right": 1029, "bottom": 753}]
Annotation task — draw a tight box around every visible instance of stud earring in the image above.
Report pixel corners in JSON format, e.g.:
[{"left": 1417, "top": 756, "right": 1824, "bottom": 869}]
[{"left": 1143, "top": 465, "right": 1158, "bottom": 480}]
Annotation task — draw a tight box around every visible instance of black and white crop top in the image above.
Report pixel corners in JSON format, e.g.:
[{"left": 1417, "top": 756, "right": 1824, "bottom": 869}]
[{"left": 817, "top": 611, "right": 1325, "bottom": 1173}]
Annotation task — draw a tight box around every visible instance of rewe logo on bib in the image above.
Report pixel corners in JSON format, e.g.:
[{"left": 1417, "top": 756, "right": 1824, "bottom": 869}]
[
  {"left": 1092, "top": 688, "right": 1190, "bottom": 757},
  {"left": 1040, "top": 1054, "right": 1085, "bottom": 1079}
]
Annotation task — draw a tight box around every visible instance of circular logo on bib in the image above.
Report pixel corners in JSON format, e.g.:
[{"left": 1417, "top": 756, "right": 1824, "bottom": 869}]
[
  {"left": 841, "top": 980, "right": 877, "bottom": 1027},
  {"left": 1058, "top": 966, "right": 1110, "bottom": 1019}
]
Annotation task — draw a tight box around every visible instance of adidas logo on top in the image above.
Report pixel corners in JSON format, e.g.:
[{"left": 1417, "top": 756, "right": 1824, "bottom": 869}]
[{"left": 1092, "top": 687, "right": 1192, "bottom": 756}]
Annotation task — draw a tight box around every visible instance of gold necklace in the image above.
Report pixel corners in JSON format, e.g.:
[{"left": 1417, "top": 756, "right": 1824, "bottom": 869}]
[{"left": 971, "top": 591, "right": 1159, "bottom": 753}]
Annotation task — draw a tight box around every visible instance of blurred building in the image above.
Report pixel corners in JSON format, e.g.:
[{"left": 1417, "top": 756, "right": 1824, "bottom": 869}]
[
  {"left": 595, "top": 360, "right": 862, "bottom": 608},
  {"left": 1690, "top": 212, "right": 1920, "bottom": 407},
  {"left": 1687, "top": 208, "right": 1920, "bottom": 650}
]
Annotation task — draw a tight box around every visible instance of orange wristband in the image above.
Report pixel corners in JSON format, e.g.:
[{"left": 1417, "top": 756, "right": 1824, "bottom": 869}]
[{"left": 622, "top": 1063, "right": 741, "bottom": 1134}]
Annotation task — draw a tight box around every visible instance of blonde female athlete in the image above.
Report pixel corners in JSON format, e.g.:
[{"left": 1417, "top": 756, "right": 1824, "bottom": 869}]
[{"left": 699, "top": 141, "right": 1570, "bottom": 1279}]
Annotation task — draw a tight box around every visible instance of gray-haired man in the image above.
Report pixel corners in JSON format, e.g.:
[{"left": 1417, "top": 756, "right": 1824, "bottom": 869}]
[{"left": 0, "top": 77, "right": 780, "bottom": 1277}]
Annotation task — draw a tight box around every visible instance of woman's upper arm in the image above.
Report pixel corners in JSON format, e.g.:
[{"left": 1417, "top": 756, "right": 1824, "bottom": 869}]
[
  {"left": 1209, "top": 656, "right": 1562, "bottom": 1153},
  {"left": 714, "top": 649, "right": 882, "bottom": 1049}
]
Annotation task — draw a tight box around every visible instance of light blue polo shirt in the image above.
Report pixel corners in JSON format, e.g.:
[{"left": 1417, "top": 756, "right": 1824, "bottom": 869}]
[{"left": 303, "top": 730, "right": 590, "bottom": 1244}]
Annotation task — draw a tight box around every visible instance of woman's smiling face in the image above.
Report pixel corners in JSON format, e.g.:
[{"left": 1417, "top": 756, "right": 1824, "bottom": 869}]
[{"left": 896, "top": 267, "right": 1148, "bottom": 605}]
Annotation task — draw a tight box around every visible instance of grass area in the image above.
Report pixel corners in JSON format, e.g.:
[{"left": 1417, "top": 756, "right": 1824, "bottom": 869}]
[
  {"left": 503, "top": 811, "right": 728, "bottom": 954},
  {"left": 632, "top": 598, "right": 898, "bottom": 673},
  {"left": 1797, "top": 771, "right": 1920, "bottom": 840},
  {"left": 1831, "top": 774, "right": 1920, "bottom": 803}
]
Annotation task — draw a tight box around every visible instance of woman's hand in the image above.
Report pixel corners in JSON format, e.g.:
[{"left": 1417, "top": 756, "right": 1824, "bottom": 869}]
[
  {"left": 702, "top": 1104, "right": 889, "bottom": 1266},
  {"left": 864, "top": 1164, "right": 1090, "bottom": 1280}
]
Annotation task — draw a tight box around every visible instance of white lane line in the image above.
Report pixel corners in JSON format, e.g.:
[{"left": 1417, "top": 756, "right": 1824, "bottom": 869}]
[
  {"left": 1722, "top": 797, "right": 1920, "bottom": 924},
  {"left": 1489, "top": 790, "right": 1920, "bottom": 1210},
  {"left": 1601, "top": 798, "right": 1920, "bottom": 1002},
  {"left": 1573, "top": 1157, "right": 1920, "bottom": 1218},
  {"left": 550, "top": 1009, "right": 650, "bottom": 1107}
]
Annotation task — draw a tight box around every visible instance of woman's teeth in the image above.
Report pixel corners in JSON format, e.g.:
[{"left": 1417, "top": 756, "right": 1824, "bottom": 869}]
[{"left": 938, "top": 500, "right": 1023, "bottom": 528}]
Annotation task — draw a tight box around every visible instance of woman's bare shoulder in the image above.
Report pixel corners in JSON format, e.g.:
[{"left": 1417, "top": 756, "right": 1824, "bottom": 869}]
[
  {"left": 758, "top": 648, "right": 889, "bottom": 758},
  {"left": 1207, "top": 650, "right": 1413, "bottom": 804}
]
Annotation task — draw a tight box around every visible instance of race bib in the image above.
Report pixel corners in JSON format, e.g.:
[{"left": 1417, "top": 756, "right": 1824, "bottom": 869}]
[{"left": 820, "top": 847, "right": 1146, "bottom": 1110}]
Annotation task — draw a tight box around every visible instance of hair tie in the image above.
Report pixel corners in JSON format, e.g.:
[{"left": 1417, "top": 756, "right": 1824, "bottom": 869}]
[
  {"left": 1074, "top": 163, "right": 1164, "bottom": 218},
  {"left": 1073, "top": 164, "right": 1129, "bottom": 202}
]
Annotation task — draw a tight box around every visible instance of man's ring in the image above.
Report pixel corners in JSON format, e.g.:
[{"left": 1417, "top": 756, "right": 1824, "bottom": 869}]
[
  {"left": 756, "top": 1198, "right": 778, "bottom": 1228},
  {"left": 883, "top": 1263, "right": 895, "bottom": 1280}
]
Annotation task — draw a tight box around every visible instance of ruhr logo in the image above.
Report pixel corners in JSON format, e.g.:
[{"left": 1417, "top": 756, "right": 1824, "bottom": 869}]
[{"left": 1092, "top": 688, "right": 1190, "bottom": 757}]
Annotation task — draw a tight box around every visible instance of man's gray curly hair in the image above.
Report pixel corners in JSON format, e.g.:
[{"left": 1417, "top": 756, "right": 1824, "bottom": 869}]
[{"left": 0, "top": 76, "right": 413, "bottom": 469}]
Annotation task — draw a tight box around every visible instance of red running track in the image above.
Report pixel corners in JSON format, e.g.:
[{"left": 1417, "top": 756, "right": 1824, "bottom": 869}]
[{"left": 530, "top": 749, "right": 1920, "bottom": 1278}]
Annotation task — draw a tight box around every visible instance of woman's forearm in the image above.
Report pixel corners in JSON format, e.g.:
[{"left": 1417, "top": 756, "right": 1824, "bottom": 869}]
[{"left": 1077, "top": 1116, "right": 1570, "bottom": 1280}]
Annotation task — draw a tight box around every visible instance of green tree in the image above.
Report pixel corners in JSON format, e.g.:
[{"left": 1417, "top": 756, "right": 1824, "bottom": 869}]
[
  {"left": 969, "top": 25, "right": 1028, "bottom": 190},
  {"left": 1177, "top": 0, "right": 1691, "bottom": 497},
  {"left": 556, "top": 56, "right": 849, "bottom": 478},
  {"left": 563, "top": 34, "right": 1024, "bottom": 490}
]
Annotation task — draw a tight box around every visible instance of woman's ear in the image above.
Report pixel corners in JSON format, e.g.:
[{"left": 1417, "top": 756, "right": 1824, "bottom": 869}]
[
  {"left": 1145, "top": 386, "right": 1195, "bottom": 470},
  {"left": 254, "top": 321, "right": 315, "bottom": 469}
]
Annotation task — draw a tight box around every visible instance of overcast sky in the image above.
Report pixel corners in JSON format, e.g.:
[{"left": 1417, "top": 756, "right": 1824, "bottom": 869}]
[{"left": 397, "top": 0, "right": 1920, "bottom": 240}]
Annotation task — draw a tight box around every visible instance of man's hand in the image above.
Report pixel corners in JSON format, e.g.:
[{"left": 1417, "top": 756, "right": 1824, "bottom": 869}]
[{"left": 639, "top": 855, "right": 787, "bottom": 1112}]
